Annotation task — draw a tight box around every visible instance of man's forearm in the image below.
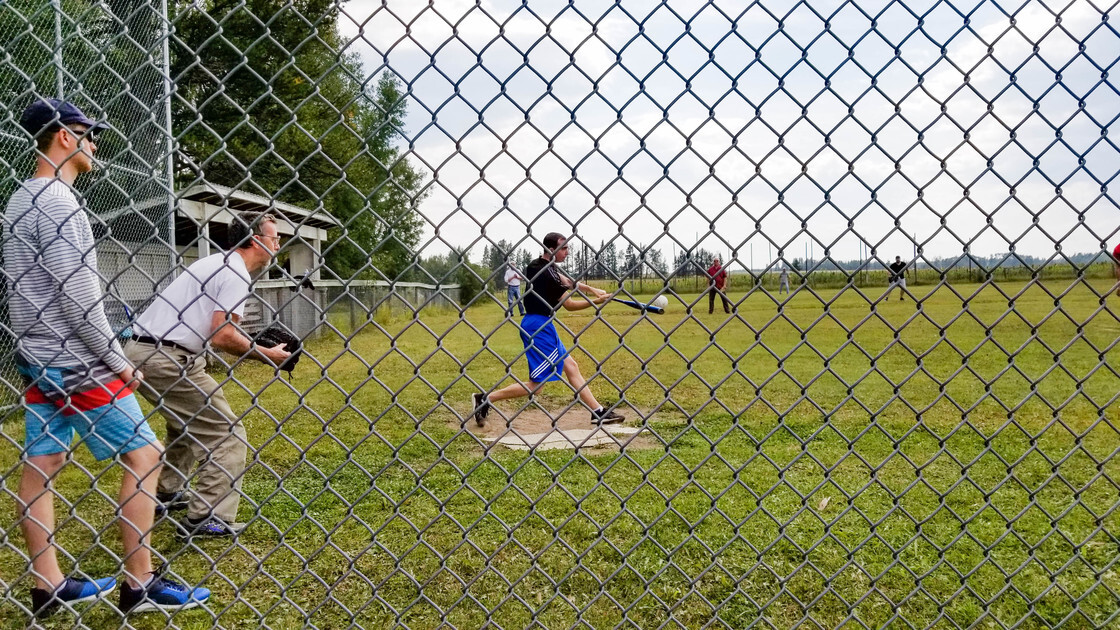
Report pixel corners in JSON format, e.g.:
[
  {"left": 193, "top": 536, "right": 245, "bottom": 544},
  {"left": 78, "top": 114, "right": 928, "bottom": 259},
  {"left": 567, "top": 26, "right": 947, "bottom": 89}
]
[
  {"left": 562, "top": 297, "right": 597, "bottom": 312},
  {"left": 215, "top": 330, "right": 283, "bottom": 364},
  {"left": 211, "top": 327, "right": 253, "bottom": 356},
  {"left": 574, "top": 281, "right": 600, "bottom": 294}
]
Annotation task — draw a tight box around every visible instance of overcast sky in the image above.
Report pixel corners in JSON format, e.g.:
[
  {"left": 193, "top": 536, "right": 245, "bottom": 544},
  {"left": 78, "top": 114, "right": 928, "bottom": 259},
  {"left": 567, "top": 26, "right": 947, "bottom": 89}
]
[{"left": 337, "top": 0, "right": 1118, "bottom": 270}]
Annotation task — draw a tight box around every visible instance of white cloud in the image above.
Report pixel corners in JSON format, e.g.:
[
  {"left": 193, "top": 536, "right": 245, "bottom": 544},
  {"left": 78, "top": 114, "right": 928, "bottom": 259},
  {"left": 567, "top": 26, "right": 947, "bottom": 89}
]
[{"left": 335, "top": 0, "right": 1117, "bottom": 263}]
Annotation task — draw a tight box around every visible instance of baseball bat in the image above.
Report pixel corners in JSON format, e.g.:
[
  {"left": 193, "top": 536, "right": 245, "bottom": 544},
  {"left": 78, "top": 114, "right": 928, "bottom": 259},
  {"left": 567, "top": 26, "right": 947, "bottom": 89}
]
[{"left": 612, "top": 298, "right": 665, "bottom": 314}]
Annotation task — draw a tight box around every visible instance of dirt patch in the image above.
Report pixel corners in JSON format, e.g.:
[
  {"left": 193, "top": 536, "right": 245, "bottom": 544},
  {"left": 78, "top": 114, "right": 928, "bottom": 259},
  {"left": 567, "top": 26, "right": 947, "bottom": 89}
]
[{"left": 459, "top": 402, "right": 660, "bottom": 451}]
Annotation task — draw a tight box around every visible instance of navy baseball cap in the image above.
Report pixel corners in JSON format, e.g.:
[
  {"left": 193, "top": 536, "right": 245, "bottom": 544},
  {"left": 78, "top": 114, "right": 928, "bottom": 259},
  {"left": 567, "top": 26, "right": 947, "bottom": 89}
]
[{"left": 19, "top": 98, "right": 105, "bottom": 137}]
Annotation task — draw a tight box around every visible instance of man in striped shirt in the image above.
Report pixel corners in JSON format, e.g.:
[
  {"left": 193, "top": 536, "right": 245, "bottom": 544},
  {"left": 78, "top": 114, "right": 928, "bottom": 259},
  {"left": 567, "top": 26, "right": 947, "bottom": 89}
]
[{"left": 4, "top": 99, "right": 208, "bottom": 616}]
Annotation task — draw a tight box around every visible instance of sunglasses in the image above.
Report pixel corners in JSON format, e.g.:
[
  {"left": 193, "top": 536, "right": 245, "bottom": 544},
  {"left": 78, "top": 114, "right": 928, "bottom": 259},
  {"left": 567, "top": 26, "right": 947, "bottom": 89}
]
[{"left": 63, "top": 125, "right": 101, "bottom": 144}]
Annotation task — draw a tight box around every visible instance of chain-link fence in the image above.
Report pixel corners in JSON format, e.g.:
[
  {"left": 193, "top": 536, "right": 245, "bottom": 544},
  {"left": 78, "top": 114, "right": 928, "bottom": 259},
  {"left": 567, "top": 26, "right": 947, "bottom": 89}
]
[
  {"left": 0, "top": 0, "right": 176, "bottom": 411},
  {"left": 1, "top": 0, "right": 1119, "bottom": 627}
]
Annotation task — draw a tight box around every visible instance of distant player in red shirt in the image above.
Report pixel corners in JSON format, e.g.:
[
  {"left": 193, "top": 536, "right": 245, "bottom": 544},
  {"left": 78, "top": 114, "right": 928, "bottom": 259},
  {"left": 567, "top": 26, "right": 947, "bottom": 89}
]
[
  {"left": 1113, "top": 243, "right": 1120, "bottom": 294},
  {"left": 707, "top": 257, "right": 732, "bottom": 314}
]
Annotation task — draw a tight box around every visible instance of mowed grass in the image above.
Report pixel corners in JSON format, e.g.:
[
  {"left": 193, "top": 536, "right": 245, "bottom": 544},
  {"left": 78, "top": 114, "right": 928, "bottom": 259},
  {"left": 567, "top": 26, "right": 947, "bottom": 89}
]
[{"left": 2, "top": 279, "right": 1120, "bottom": 629}]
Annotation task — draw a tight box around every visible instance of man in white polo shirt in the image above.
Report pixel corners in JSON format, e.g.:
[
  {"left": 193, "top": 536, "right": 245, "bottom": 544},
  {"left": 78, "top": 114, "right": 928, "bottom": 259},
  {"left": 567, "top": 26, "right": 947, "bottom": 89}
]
[{"left": 125, "top": 211, "right": 289, "bottom": 538}]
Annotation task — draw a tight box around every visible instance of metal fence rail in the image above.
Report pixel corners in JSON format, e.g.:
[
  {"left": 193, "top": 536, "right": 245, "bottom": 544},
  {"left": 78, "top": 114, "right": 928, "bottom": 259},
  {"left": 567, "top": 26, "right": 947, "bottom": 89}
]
[{"left": 1, "top": 0, "right": 1118, "bottom": 628}]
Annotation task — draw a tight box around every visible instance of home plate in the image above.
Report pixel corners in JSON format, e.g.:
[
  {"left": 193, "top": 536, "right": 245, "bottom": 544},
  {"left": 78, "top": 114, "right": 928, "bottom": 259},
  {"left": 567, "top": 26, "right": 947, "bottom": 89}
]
[{"left": 483, "top": 425, "right": 645, "bottom": 451}]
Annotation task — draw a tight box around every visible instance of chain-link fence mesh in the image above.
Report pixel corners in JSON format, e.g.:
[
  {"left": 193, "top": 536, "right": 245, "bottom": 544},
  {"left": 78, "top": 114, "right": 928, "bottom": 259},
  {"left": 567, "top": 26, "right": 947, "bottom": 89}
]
[
  {"left": 0, "top": 0, "right": 175, "bottom": 408},
  {"left": 1, "top": 0, "right": 1119, "bottom": 628}
]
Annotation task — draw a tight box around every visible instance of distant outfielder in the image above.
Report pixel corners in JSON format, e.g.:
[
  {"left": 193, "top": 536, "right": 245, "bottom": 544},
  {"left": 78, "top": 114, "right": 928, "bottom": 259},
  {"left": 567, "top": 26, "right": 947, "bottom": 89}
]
[
  {"left": 889, "top": 256, "right": 908, "bottom": 301},
  {"left": 778, "top": 267, "right": 790, "bottom": 295},
  {"left": 472, "top": 233, "right": 624, "bottom": 426}
]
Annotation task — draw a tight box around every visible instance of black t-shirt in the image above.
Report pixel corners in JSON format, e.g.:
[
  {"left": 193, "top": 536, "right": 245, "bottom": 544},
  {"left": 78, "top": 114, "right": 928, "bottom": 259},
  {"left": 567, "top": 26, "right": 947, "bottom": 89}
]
[
  {"left": 523, "top": 257, "right": 567, "bottom": 315},
  {"left": 889, "top": 261, "right": 907, "bottom": 280}
]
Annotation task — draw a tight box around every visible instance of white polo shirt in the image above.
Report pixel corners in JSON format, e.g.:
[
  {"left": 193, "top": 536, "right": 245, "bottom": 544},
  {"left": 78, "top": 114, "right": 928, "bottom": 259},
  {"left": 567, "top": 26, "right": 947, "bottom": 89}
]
[
  {"left": 133, "top": 252, "right": 251, "bottom": 353},
  {"left": 504, "top": 267, "right": 522, "bottom": 287}
]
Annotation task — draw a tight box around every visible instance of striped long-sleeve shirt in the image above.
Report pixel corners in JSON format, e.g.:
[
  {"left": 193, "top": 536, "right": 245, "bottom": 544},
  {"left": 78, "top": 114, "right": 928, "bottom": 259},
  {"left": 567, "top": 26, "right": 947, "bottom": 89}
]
[{"left": 3, "top": 178, "right": 129, "bottom": 378}]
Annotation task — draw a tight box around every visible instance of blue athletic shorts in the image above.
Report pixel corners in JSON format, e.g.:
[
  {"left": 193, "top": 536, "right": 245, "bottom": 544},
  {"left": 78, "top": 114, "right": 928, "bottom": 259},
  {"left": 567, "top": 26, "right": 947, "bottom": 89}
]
[
  {"left": 21, "top": 363, "right": 158, "bottom": 461},
  {"left": 519, "top": 314, "right": 568, "bottom": 383}
]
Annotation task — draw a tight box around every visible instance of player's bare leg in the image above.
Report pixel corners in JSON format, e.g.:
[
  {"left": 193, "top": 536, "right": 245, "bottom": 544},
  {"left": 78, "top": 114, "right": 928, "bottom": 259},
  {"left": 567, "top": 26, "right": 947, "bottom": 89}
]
[
  {"left": 472, "top": 380, "right": 545, "bottom": 426},
  {"left": 562, "top": 357, "right": 623, "bottom": 425}
]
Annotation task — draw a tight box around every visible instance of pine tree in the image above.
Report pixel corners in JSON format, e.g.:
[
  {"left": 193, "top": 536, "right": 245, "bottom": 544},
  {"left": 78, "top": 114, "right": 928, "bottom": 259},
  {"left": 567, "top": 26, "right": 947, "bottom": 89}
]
[
  {"left": 648, "top": 248, "right": 668, "bottom": 277},
  {"left": 622, "top": 245, "right": 639, "bottom": 280},
  {"left": 599, "top": 241, "right": 619, "bottom": 280}
]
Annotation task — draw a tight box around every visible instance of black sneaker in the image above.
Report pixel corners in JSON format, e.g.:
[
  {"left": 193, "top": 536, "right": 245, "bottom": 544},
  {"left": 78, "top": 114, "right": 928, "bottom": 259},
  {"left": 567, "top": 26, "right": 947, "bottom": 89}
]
[
  {"left": 155, "top": 491, "right": 188, "bottom": 516},
  {"left": 119, "top": 575, "right": 210, "bottom": 613},
  {"left": 592, "top": 408, "right": 625, "bottom": 425},
  {"left": 175, "top": 516, "right": 246, "bottom": 540},
  {"left": 31, "top": 576, "right": 116, "bottom": 617},
  {"left": 471, "top": 393, "right": 491, "bottom": 427}
]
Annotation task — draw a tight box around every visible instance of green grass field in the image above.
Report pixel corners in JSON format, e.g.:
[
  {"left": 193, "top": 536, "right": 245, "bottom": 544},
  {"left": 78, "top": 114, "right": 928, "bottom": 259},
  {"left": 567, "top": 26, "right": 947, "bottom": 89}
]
[{"left": 2, "top": 279, "right": 1119, "bottom": 629}]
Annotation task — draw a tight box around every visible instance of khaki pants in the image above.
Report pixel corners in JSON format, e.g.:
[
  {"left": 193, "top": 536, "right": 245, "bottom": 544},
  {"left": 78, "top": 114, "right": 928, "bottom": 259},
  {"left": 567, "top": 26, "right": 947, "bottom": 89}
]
[{"left": 125, "top": 340, "right": 246, "bottom": 522}]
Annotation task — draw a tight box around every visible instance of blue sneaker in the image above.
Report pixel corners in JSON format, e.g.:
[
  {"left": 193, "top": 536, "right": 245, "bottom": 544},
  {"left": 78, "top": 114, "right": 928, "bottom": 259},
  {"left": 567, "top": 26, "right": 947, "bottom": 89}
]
[
  {"left": 175, "top": 516, "right": 246, "bottom": 539},
  {"left": 118, "top": 575, "right": 210, "bottom": 613},
  {"left": 31, "top": 576, "right": 116, "bottom": 617}
]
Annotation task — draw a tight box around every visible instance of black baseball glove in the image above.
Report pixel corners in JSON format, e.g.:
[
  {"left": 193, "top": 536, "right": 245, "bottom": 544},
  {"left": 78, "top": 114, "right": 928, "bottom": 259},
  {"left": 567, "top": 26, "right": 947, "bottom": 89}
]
[{"left": 254, "top": 324, "right": 302, "bottom": 373}]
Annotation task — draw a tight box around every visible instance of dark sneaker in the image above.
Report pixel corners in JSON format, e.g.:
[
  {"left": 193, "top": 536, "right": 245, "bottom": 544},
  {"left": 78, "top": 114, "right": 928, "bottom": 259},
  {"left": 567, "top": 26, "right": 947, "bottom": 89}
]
[
  {"left": 175, "top": 516, "right": 246, "bottom": 539},
  {"left": 31, "top": 576, "right": 116, "bottom": 617},
  {"left": 155, "top": 491, "right": 188, "bottom": 516},
  {"left": 592, "top": 408, "right": 625, "bottom": 425},
  {"left": 119, "top": 575, "right": 210, "bottom": 613},
  {"left": 471, "top": 393, "right": 491, "bottom": 427}
]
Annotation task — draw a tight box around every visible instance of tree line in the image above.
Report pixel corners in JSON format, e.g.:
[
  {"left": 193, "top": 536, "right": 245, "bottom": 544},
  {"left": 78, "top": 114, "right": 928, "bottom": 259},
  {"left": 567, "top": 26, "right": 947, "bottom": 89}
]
[
  {"left": 2, "top": 0, "right": 431, "bottom": 282},
  {"left": 471, "top": 239, "right": 686, "bottom": 288},
  {"left": 169, "top": 0, "right": 425, "bottom": 281},
  {"left": 454, "top": 239, "right": 1115, "bottom": 295}
]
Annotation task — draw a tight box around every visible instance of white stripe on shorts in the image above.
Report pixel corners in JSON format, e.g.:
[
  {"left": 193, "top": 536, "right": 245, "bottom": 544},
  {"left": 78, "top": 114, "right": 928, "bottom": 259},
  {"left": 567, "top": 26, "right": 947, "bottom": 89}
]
[{"left": 530, "top": 349, "right": 561, "bottom": 379}]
